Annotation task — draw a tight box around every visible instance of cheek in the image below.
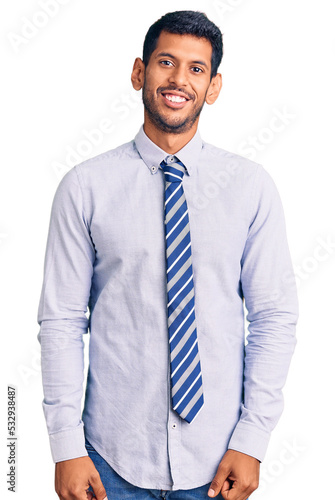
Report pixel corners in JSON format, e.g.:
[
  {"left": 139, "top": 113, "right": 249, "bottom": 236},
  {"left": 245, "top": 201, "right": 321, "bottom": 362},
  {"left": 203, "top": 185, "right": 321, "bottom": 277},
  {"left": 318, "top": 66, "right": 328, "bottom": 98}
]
[
  {"left": 144, "top": 77, "right": 160, "bottom": 97},
  {"left": 145, "top": 67, "right": 165, "bottom": 86},
  {"left": 194, "top": 88, "right": 206, "bottom": 103}
]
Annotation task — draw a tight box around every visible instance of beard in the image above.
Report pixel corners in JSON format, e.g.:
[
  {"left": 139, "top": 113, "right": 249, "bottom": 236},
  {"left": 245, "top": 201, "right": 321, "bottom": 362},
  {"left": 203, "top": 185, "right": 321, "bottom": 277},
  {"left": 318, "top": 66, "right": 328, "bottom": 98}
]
[{"left": 142, "top": 77, "right": 207, "bottom": 135}]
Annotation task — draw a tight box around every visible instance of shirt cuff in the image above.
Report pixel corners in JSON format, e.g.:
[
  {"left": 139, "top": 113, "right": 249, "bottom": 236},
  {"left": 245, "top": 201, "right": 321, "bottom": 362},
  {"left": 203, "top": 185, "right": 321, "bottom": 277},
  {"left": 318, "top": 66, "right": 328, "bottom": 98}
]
[
  {"left": 49, "top": 422, "right": 88, "bottom": 463},
  {"left": 227, "top": 421, "right": 271, "bottom": 463}
]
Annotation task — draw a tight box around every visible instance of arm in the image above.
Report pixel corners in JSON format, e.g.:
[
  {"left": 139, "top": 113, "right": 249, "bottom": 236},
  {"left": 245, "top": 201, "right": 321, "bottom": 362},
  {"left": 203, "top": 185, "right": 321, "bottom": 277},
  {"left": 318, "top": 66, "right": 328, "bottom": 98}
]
[
  {"left": 37, "top": 167, "right": 107, "bottom": 499},
  {"left": 208, "top": 165, "right": 299, "bottom": 499}
]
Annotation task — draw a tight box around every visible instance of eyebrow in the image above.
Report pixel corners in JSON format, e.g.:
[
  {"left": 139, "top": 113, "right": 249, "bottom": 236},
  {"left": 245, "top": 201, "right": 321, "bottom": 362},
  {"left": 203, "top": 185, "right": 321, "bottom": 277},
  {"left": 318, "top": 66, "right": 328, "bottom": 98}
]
[{"left": 155, "top": 51, "right": 209, "bottom": 70}]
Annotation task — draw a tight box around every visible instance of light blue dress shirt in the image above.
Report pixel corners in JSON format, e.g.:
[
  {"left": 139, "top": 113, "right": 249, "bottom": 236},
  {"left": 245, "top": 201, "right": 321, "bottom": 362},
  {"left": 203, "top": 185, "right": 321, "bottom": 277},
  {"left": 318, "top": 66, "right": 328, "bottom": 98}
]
[{"left": 37, "top": 124, "right": 299, "bottom": 491}]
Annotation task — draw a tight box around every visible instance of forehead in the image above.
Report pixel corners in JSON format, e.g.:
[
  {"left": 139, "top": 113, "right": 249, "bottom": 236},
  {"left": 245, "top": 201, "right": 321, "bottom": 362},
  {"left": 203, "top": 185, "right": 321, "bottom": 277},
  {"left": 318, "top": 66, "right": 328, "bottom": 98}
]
[{"left": 151, "top": 31, "right": 212, "bottom": 63}]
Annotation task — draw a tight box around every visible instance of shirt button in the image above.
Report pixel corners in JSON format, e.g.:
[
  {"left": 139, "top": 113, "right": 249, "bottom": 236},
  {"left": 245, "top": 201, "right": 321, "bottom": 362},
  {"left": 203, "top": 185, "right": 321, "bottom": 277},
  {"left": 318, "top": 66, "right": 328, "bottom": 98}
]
[
  {"left": 172, "top": 423, "right": 177, "bottom": 429},
  {"left": 151, "top": 165, "right": 157, "bottom": 173},
  {"left": 167, "top": 155, "right": 175, "bottom": 163}
]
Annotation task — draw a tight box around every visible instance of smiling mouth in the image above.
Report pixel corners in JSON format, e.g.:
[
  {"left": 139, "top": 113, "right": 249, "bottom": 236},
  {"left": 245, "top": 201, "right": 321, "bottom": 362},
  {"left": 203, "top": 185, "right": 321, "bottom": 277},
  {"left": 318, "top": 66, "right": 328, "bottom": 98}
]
[
  {"left": 164, "top": 94, "right": 187, "bottom": 103},
  {"left": 161, "top": 92, "right": 191, "bottom": 108}
]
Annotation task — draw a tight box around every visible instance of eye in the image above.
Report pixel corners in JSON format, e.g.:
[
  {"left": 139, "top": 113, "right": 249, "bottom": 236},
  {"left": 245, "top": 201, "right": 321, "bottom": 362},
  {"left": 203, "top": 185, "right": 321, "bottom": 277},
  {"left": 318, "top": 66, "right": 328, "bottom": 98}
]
[
  {"left": 191, "top": 67, "right": 203, "bottom": 73},
  {"left": 160, "top": 60, "right": 173, "bottom": 66}
]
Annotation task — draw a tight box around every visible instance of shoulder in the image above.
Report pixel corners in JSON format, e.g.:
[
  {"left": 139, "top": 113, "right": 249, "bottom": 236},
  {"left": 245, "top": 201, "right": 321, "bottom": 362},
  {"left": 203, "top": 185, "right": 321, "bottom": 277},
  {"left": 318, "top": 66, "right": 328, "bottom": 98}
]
[
  {"left": 59, "top": 139, "right": 139, "bottom": 189},
  {"left": 200, "top": 139, "right": 268, "bottom": 185},
  {"left": 76, "top": 139, "right": 138, "bottom": 171},
  {"left": 201, "top": 140, "right": 262, "bottom": 172}
]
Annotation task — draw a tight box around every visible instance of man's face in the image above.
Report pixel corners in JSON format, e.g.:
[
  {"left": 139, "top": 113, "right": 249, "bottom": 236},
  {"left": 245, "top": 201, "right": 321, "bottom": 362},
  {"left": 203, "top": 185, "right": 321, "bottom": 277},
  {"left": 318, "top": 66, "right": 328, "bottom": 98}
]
[{"left": 141, "top": 31, "right": 216, "bottom": 135}]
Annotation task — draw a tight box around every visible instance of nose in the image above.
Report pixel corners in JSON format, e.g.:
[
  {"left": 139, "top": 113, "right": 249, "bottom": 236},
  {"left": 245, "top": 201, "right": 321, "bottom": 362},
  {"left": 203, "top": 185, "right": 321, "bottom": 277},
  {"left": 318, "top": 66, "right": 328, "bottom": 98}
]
[{"left": 168, "top": 65, "right": 188, "bottom": 87}]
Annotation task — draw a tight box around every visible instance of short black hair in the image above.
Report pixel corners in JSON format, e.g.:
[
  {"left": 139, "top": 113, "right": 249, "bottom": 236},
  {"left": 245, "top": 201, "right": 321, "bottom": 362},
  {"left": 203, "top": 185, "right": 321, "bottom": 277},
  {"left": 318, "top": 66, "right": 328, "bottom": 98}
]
[{"left": 142, "top": 11, "right": 223, "bottom": 80}]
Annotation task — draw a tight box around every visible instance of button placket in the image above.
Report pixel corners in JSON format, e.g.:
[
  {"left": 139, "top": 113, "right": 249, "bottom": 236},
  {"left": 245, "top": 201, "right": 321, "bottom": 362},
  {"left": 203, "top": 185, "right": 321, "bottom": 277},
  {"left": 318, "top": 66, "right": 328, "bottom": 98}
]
[
  {"left": 166, "top": 155, "right": 176, "bottom": 164},
  {"left": 167, "top": 350, "right": 182, "bottom": 486}
]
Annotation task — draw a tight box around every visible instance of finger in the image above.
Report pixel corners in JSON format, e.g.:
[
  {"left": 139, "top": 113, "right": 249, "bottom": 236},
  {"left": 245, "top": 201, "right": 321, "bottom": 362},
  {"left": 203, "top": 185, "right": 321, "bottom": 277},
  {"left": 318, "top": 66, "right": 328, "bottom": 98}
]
[
  {"left": 57, "top": 487, "right": 93, "bottom": 500},
  {"left": 89, "top": 470, "right": 108, "bottom": 500},
  {"left": 221, "top": 479, "right": 231, "bottom": 492},
  {"left": 221, "top": 482, "right": 250, "bottom": 500},
  {"left": 228, "top": 478, "right": 259, "bottom": 500},
  {"left": 208, "top": 468, "right": 230, "bottom": 497},
  {"left": 208, "top": 482, "right": 230, "bottom": 498}
]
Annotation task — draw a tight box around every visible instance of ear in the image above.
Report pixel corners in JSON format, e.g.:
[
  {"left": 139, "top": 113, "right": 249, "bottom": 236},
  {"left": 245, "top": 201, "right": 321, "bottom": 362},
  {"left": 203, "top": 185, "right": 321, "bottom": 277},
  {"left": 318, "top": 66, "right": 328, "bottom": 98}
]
[
  {"left": 131, "top": 57, "right": 146, "bottom": 91},
  {"left": 205, "top": 73, "right": 222, "bottom": 105}
]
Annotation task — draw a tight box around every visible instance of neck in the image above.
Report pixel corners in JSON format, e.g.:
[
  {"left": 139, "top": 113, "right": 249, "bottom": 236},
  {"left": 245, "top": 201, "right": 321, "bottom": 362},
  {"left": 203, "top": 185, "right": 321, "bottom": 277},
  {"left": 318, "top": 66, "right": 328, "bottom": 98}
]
[{"left": 143, "top": 115, "right": 199, "bottom": 154}]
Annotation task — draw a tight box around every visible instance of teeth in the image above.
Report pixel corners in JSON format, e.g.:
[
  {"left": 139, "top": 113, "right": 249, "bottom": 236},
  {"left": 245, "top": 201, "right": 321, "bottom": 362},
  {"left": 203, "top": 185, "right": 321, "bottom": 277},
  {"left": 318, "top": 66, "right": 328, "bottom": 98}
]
[{"left": 165, "top": 94, "right": 186, "bottom": 103}]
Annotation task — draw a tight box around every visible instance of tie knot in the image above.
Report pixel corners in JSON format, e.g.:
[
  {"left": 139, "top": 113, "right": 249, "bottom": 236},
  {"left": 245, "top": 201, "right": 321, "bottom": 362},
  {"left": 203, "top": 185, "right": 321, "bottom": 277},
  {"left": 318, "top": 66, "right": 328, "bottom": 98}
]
[{"left": 160, "top": 157, "right": 186, "bottom": 183}]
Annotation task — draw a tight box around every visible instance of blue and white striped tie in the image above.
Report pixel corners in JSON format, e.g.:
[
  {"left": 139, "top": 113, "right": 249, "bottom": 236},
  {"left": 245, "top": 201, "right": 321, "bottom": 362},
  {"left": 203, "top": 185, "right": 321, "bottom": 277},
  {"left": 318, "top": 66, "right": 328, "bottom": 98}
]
[{"left": 161, "top": 156, "right": 204, "bottom": 424}]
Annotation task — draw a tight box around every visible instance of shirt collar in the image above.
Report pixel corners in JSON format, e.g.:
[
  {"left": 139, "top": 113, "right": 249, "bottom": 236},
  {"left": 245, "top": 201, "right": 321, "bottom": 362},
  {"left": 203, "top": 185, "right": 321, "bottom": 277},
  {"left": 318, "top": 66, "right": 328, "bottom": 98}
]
[{"left": 134, "top": 124, "right": 203, "bottom": 176}]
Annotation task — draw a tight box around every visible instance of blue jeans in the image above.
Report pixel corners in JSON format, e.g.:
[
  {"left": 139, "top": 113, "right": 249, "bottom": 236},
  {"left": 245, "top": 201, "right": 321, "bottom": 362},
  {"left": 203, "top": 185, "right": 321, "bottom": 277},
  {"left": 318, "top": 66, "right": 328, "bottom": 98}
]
[{"left": 85, "top": 437, "right": 213, "bottom": 499}]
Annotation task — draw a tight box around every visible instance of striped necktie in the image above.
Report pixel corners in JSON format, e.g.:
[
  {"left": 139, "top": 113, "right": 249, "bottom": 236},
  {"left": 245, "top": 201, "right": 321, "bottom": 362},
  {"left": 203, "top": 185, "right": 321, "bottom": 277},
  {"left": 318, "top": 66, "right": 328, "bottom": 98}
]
[{"left": 160, "top": 156, "right": 204, "bottom": 424}]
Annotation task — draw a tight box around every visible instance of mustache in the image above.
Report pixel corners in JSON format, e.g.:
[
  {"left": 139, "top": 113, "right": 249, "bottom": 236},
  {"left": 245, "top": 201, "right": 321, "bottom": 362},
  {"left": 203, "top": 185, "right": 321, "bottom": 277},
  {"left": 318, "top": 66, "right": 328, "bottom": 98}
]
[{"left": 158, "top": 87, "right": 194, "bottom": 101}]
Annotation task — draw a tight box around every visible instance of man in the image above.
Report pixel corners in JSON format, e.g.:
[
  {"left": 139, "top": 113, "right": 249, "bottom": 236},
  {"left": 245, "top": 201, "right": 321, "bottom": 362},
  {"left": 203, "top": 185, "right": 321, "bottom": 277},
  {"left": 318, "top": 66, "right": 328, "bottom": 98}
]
[{"left": 37, "top": 10, "right": 299, "bottom": 500}]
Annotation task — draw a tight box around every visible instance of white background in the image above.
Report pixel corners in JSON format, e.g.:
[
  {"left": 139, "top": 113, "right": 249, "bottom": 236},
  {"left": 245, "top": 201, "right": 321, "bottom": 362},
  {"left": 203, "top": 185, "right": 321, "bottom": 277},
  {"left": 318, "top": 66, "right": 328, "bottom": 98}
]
[{"left": 1, "top": 0, "right": 334, "bottom": 498}]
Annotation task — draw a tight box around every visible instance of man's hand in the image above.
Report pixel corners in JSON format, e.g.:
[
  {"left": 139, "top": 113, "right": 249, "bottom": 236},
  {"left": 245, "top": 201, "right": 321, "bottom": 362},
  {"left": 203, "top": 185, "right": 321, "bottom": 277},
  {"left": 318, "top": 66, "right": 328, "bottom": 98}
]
[
  {"left": 55, "top": 456, "right": 108, "bottom": 500},
  {"left": 207, "top": 449, "right": 260, "bottom": 499}
]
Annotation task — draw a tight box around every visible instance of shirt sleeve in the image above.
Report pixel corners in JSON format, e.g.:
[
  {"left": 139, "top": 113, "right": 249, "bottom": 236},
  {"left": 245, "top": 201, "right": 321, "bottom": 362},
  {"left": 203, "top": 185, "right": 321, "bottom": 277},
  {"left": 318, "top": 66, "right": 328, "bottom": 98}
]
[
  {"left": 227, "top": 164, "right": 299, "bottom": 462},
  {"left": 37, "top": 165, "right": 95, "bottom": 463}
]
